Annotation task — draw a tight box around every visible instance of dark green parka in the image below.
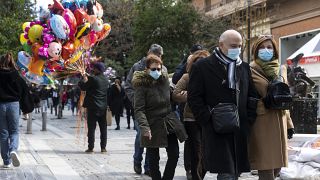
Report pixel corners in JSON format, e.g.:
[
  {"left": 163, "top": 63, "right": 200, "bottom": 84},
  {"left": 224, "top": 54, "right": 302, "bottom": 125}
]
[{"left": 133, "top": 70, "right": 171, "bottom": 148}]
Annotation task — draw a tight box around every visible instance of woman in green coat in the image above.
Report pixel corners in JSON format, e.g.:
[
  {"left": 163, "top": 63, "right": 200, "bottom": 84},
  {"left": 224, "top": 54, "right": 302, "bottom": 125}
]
[{"left": 133, "top": 54, "right": 179, "bottom": 180}]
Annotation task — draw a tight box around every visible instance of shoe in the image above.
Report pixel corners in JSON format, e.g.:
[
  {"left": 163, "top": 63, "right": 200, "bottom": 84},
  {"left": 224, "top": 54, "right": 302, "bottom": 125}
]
[
  {"left": 115, "top": 127, "right": 120, "bottom": 130},
  {"left": 3, "top": 163, "right": 12, "bottom": 168},
  {"left": 186, "top": 170, "right": 192, "bottom": 180},
  {"left": 85, "top": 149, "right": 94, "bottom": 153},
  {"left": 126, "top": 126, "right": 130, "bottom": 129},
  {"left": 144, "top": 170, "right": 151, "bottom": 177},
  {"left": 101, "top": 148, "right": 107, "bottom": 153},
  {"left": 251, "top": 170, "right": 258, "bottom": 175},
  {"left": 134, "top": 164, "right": 142, "bottom": 174},
  {"left": 10, "top": 151, "right": 20, "bottom": 167}
]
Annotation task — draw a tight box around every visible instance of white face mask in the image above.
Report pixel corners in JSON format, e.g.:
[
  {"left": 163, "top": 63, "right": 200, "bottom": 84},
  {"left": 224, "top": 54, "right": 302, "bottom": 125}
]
[{"left": 227, "top": 48, "right": 241, "bottom": 60}]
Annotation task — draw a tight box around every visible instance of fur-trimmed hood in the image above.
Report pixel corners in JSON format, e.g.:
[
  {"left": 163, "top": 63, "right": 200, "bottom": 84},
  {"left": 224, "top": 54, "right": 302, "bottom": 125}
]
[{"left": 132, "top": 70, "right": 169, "bottom": 88}]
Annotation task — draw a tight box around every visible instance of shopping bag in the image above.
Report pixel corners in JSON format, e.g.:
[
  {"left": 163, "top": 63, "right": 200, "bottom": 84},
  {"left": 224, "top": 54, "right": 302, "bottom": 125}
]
[{"left": 106, "top": 108, "right": 112, "bottom": 126}]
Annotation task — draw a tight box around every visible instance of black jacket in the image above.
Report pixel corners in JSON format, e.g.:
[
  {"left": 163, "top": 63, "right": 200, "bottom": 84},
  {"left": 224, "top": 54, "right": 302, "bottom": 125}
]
[
  {"left": 187, "top": 54, "right": 258, "bottom": 174},
  {"left": 107, "top": 84, "right": 125, "bottom": 115},
  {"left": 0, "top": 69, "right": 34, "bottom": 113},
  {"left": 79, "top": 74, "right": 109, "bottom": 110}
]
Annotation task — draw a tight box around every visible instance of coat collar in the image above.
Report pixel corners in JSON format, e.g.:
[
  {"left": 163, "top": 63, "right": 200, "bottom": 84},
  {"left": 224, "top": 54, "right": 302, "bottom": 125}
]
[{"left": 250, "top": 61, "right": 269, "bottom": 83}]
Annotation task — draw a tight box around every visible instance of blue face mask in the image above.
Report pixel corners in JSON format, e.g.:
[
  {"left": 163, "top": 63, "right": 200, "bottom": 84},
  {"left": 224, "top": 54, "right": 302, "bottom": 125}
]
[
  {"left": 149, "top": 70, "right": 162, "bottom": 80},
  {"left": 227, "top": 48, "right": 241, "bottom": 60},
  {"left": 258, "top": 48, "right": 274, "bottom": 61}
]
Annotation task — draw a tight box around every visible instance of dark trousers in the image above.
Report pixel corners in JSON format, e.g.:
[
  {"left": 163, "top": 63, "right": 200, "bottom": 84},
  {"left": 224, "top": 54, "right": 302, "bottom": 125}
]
[
  {"left": 87, "top": 109, "right": 107, "bottom": 150},
  {"left": 125, "top": 104, "right": 134, "bottom": 127},
  {"left": 147, "top": 134, "right": 179, "bottom": 180},
  {"left": 115, "top": 114, "right": 120, "bottom": 128},
  {"left": 185, "top": 121, "right": 206, "bottom": 180}
]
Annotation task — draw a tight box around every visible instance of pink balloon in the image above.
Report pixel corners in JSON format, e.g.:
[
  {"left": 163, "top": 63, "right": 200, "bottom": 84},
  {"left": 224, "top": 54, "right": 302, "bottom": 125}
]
[
  {"left": 62, "top": 9, "right": 77, "bottom": 38},
  {"left": 48, "top": 42, "right": 62, "bottom": 60}
]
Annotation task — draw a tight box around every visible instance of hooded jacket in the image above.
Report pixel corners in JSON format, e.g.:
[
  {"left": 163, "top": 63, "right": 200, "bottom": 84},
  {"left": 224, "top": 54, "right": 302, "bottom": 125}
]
[
  {"left": 0, "top": 69, "right": 34, "bottom": 113},
  {"left": 133, "top": 70, "right": 171, "bottom": 148}
]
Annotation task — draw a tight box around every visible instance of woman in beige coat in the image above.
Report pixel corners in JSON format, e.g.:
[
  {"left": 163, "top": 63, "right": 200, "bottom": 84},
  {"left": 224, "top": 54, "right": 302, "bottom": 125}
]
[
  {"left": 248, "top": 35, "right": 295, "bottom": 180},
  {"left": 172, "top": 50, "right": 209, "bottom": 180}
]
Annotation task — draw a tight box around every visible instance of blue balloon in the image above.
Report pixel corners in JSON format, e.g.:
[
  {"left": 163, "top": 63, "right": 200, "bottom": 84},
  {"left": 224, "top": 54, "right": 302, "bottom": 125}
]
[
  {"left": 17, "top": 51, "right": 31, "bottom": 70},
  {"left": 50, "top": 15, "right": 70, "bottom": 39}
]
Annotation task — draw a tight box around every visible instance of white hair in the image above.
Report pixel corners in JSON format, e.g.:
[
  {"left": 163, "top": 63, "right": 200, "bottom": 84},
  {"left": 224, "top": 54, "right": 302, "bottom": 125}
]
[{"left": 219, "top": 29, "right": 242, "bottom": 43}]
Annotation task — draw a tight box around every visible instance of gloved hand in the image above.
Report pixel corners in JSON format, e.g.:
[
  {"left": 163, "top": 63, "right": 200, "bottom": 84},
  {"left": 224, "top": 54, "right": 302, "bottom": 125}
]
[{"left": 287, "top": 128, "right": 295, "bottom": 139}]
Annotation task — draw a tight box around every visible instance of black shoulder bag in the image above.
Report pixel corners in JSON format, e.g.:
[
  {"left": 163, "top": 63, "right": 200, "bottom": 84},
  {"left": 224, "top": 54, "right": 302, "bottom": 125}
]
[{"left": 209, "top": 86, "right": 240, "bottom": 134}]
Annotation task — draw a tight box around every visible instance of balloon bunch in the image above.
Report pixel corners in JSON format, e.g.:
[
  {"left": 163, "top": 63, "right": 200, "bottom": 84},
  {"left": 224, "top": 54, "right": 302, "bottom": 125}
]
[
  {"left": 103, "top": 67, "right": 116, "bottom": 79},
  {"left": 18, "top": 0, "right": 111, "bottom": 85}
]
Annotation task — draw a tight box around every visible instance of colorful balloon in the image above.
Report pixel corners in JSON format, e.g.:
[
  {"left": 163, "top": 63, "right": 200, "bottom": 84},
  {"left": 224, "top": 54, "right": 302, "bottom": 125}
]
[
  {"left": 48, "top": 0, "right": 65, "bottom": 15},
  {"left": 17, "top": 51, "right": 32, "bottom": 72},
  {"left": 22, "top": 22, "right": 31, "bottom": 32},
  {"left": 92, "top": 19, "right": 103, "bottom": 32},
  {"left": 48, "top": 42, "right": 62, "bottom": 60},
  {"left": 20, "top": 33, "right": 28, "bottom": 45},
  {"left": 62, "top": 9, "right": 77, "bottom": 38},
  {"left": 62, "top": 41, "right": 76, "bottom": 60},
  {"left": 28, "top": 57, "right": 46, "bottom": 76},
  {"left": 28, "top": 24, "right": 44, "bottom": 43},
  {"left": 75, "top": 23, "right": 90, "bottom": 39},
  {"left": 66, "top": 50, "right": 83, "bottom": 64},
  {"left": 74, "top": 8, "right": 89, "bottom": 26},
  {"left": 94, "top": 2, "right": 104, "bottom": 18},
  {"left": 96, "top": 23, "right": 111, "bottom": 41},
  {"left": 50, "top": 15, "right": 70, "bottom": 39}
]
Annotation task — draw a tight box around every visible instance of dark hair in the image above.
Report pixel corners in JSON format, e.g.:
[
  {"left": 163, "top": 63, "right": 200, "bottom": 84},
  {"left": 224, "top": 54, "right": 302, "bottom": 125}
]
[
  {"left": 190, "top": 44, "right": 203, "bottom": 54},
  {"left": 146, "top": 54, "right": 162, "bottom": 68},
  {"left": 148, "top": 44, "right": 163, "bottom": 57},
  {"left": 0, "top": 52, "right": 18, "bottom": 70}
]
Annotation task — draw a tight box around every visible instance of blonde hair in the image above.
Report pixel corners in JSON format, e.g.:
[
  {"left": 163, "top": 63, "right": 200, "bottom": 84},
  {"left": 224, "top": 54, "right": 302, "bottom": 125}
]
[
  {"left": 0, "top": 52, "right": 18, "bottom": 70},
  {"left": 186, "top": 50, "right": 210, "bottom": 73}
]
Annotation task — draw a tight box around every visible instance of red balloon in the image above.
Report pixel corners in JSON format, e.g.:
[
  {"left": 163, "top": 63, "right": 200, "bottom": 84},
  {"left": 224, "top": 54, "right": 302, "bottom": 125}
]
[
  {"left": 63, "top": 9, "right": 77, "bottom": 38},
  {"left": 48, "top": 0, "right": 65, "bottom": 15},
  {"left": 74, "top": 9, "right": 89, "bottom": 26},
  {"left": 61, "top": 41, "right": 75, "bottom": 60}
]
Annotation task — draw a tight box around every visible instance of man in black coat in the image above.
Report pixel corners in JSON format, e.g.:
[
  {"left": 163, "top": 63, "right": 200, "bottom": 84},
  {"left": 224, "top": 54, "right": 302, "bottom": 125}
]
[
  {"left": 187, "top": 30, "right": 258, "bottom": 179},
  {"left": 79, "top": 62, "right": 109, "bottom": 153}
]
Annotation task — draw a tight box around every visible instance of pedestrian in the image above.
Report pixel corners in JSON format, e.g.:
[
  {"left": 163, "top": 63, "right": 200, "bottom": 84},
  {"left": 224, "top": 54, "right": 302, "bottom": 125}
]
[
  {"left": 61, "top": 89, "right": 68, "bottom": 110},
  {"left": 125, "top": 44, "right": 167, "bottom": 176},
  {"left": 39, "top": 86, "right": 49, "bottom": 113},
  {"left": 52, "top": 87, "right": 59, "bottom": 116},
  {"left": 79, "top": 62, "right": 109, "bottom": 153},
  {"left": 172, "top": 44, "right": 203, "bottom": 180},
  {"left": 108, "top": 77, "right": 125, "bottom": 130},
  {"left": 188, "top": 30, "right": 259, "bottom": 179},
  {"left": 133, "top": 54, "right": 179, "bottom": 180},
  {"left": 0, "top": 52, "right": 34, "bottom": 168},
  {"left": 248, "top": 35, "right": 295, "bottom": 180},
  {"left": 173, "top": 50, "right": 210, "bottom": 180},
  {"left": 124, "top": 93, "right": 134, "bottom": 129}
]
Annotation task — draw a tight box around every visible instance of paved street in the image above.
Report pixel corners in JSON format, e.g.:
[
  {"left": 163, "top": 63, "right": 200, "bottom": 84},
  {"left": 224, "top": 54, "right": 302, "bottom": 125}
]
[{"left": 0, "top": 109, "right": 258, "bottom": 180}]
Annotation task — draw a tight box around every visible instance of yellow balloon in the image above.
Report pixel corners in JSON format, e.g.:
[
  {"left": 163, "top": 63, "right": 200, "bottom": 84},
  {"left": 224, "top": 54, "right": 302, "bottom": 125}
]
[
  {"left": 22, "top": 22, "right": 31, "bottom": 31},
  {"left": 20, "top": 33, "right": 28, "bottom": 45},
  {"left": 28, "top": 25, "right": 44, "bottom": 43},
  {"left": 28, "top": 58, "right": 45, "bottom": 76},
  {"left": 68, "top": 50, "right": 83, "bottom": 64},
  {"left": 74, "top": 39, "right": 81, "bottom": 49}
]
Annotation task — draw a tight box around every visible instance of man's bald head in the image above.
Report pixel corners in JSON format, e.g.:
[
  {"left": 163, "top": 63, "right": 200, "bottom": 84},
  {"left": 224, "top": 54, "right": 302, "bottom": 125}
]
[{"left": 219, "top": 30, "right": 242, "bottom": 58}]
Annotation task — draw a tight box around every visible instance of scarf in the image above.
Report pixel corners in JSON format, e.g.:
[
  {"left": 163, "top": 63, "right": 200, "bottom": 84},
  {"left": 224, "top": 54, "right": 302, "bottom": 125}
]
[
  {"left": 213, "top": 47, "right": 242, "bottom": 90},
  {"left": 255, "top": 58, "right": 280, "bottom": 81}
]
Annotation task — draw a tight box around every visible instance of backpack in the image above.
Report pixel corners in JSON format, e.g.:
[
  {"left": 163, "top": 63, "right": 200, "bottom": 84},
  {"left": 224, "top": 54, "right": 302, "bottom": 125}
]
[{"left": 263, "top": 77, "right": 293, "bottom": 110}]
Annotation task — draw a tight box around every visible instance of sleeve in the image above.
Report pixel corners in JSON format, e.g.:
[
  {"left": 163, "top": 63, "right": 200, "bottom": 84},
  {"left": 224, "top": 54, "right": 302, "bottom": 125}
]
[
  {"left": 78, "top": 76, "right": 94, "bottom": 91},
  {"left": 172, "top": 74, "right": 188, "bottom": 103},
  {"left": 124, "top": 66, "right": 135, "bottom": 103},
  {"left": 19, "top": 78, "right": 34, "bottom": 114},
  {"left": 134, "top": 86, "right": 150, "bottom": 135},
  {"left": 187, "top": 63, "right": 211, "bottom": 125},
  {"left": 172, "top": 63, "right": 186, "bottom": 84},
  {"left": 247, "top": 67, "right": 259, "bottom": 125}
]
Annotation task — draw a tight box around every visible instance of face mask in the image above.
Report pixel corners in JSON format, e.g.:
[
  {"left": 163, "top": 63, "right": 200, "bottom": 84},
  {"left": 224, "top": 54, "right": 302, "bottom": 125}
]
[
  {"left": 227, "top": 48, "right": 241, "bottom": 60},
  {"left": 258, "top": 48, "right": 274, "bottom": 61},
  {"left": 149, "top": 70, "right": 162, "bottom": 80}
]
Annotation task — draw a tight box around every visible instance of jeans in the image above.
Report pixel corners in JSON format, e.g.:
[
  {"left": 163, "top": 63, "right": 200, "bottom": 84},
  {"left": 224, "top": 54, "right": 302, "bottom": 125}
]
[
  {"left": 0, "top": 102, "right": 20, "bottom": 165},
  {"left": 147, "top": 133, "right": 179, "bottom": 180},
  {"left": 87, "top": 109, "right": 107, "bottom": 150},
  {"left": 133, "top": 120, "right": 149, "bottom": 171},
  {"left": 217, "top": 173, "right": 238, "bottom": 180},
  {"left": 185, "top": 121, "right": 206, "bottom": 180}
]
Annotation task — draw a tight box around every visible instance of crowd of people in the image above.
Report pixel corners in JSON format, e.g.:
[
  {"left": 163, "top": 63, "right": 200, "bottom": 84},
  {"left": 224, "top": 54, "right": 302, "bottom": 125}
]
[{"left": 0, "top": 29, "right": 295, "bottom": 180}]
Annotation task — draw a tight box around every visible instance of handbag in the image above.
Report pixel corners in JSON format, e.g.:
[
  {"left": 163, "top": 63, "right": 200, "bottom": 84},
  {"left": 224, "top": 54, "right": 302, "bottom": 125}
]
[{"left": 106, "top": 108, "right": 112, "bottom": 126}]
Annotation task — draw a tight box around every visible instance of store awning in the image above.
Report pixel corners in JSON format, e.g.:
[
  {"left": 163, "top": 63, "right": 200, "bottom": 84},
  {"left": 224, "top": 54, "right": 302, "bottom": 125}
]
[{"left": 287, "top": 33, "right": 320, "bottom": 65}]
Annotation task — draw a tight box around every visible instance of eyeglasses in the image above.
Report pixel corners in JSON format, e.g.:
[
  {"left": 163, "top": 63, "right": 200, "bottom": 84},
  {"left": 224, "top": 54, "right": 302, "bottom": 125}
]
[
  {"left": 150, "top": 68, "right": 161, "bottom": 71},
  {"left": 259, "top": 35, "right": 273, "bottom": 39}
]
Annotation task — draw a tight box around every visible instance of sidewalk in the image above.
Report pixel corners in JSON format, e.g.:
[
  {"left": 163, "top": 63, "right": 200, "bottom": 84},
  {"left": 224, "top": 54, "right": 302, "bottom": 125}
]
[{"left": 0, "top": 109, "right": 258, "bottom": 180}]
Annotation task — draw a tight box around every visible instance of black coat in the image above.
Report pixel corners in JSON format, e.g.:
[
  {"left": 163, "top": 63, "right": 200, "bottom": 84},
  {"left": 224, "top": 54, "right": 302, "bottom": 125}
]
[
  {"left": 79, "top": 74, "right": 109, "bottom": 110},
  {"left": 108, "top": 84, "right": 125, "bottom": 115},
  {"left": 187, "top": 54, "right": 258, "bottom": 174}
]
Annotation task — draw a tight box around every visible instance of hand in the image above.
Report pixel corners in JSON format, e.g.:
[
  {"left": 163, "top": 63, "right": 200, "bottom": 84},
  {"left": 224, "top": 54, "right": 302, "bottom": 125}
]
[
  {"left": 144, "top": 130, "right": 152, "bottom": 140},
  {"left": 180, "top": 91, "right": 187, "bottom": 96},
  {"left": 287, "top": 128, "right": 295, "bottom": 139}
]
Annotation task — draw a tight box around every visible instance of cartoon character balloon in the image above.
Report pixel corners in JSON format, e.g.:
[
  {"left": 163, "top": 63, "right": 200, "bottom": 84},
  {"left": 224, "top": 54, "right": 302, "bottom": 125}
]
[{"left": 50, "top": 15, "right": 70, "bottom": 39}]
